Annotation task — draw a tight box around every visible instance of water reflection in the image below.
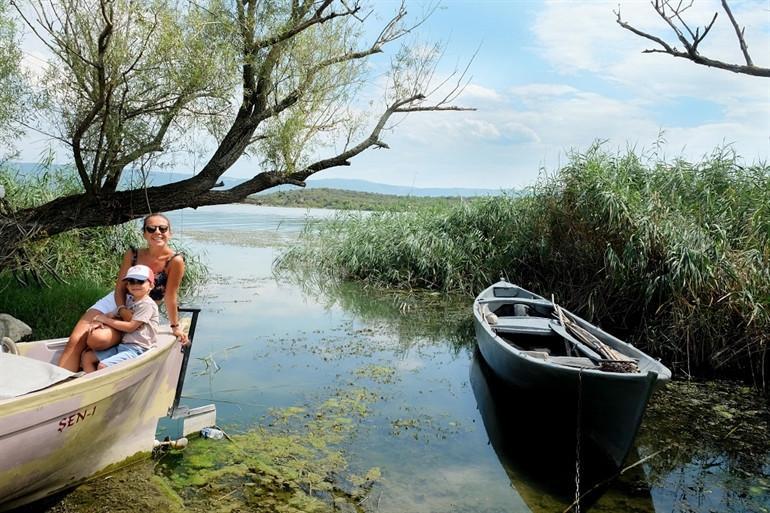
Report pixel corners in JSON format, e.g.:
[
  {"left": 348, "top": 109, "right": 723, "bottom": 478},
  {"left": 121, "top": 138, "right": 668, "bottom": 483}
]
[
  {"left": 470, "top": 348, "right": 656, "bottom": 512},
  {"left": 287, "top": 279, "right": 474, "bottom": 352},
  {"left": 635, "top": 381, "right": 770, "bottom": 513}
]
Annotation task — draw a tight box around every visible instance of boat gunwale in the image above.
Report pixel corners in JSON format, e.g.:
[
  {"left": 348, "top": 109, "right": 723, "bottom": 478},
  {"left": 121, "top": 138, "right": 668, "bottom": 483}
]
[{"left": 0, "top": 330, "right": 180, "bottom": 415}]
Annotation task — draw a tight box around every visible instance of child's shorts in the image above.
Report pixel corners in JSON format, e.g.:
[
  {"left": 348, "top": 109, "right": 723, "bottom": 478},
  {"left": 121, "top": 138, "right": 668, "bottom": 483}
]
[{"left": 95, "top": 343, "right": 146, "bottom": 367}]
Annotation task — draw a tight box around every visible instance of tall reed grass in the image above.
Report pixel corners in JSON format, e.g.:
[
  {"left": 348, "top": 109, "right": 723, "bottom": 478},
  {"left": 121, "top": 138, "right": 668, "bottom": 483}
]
[{"left": 278, "top": 145, "right": 770, "bottom": 383}]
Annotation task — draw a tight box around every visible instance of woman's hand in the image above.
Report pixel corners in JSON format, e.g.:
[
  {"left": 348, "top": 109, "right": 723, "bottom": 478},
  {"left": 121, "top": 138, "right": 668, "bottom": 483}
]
[
  {"left": 172, "top": 326, "right": 189, "bottom": 345},
  {"left": 89, "top": 317, "right": 105, "bottom": 331},
  {"left": 92, "top": 314, "right": 109, "bottom": 325}
]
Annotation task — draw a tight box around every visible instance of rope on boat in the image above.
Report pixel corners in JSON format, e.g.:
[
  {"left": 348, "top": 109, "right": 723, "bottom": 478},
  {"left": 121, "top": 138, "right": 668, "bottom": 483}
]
[
  {"left": 573, "top": 368, "right": 583, "bottom": 513},
  {"left": 554, "top": 305, "right": 639, "bottom": 373}
]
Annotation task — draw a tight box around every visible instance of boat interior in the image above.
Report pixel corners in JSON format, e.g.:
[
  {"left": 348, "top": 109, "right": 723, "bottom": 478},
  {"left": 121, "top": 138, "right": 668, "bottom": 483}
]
[
  {"left": 477, "top": 284, "right": 648, "bottom": 375},
  {"left": 479, "top": 294, "right": 612, "bottom": 370}
]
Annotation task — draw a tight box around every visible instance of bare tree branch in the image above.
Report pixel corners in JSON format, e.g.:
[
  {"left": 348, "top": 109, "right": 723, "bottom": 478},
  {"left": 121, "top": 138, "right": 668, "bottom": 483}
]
[
  {"left": 721, "top": 0, "right": 753, "bottom": 66},
  {"left": 615, "top": 0, "right": 769, "bottom": 77}
]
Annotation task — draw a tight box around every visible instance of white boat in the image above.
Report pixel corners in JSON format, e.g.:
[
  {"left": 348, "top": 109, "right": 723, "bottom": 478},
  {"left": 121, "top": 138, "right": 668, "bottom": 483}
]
[{"left": 0, "top": 309, "right": 212, "bottom": 511}]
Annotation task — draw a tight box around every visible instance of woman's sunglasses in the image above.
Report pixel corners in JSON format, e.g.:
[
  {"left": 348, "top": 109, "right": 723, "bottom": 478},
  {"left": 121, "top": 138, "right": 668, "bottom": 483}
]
[
  {"left": 144, "top": 225, "right": 169, "bottom": 234},
  {"left": 125, "top": 278, "right": 147, "bottom": 285}
]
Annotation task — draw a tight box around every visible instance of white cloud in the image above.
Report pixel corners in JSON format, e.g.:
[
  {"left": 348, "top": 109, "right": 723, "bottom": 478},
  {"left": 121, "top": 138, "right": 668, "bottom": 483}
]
[
  {"left": 13, "top": 0, "right": 769, "bottom": 192},
  {"left": 460, "top": 83, "right": 505, "bottom": 103},
  {"left": 462, "top": 118, "right": 502, "bottom": 139},
  {"left": 526, "top": 0, "right": 769, "bottom": 164},
  {"left": 509, "top": 83, "right": 578, "bottom": 98},
  {"left": 500, "top": 121, "right": 541, "bottom": 144}
]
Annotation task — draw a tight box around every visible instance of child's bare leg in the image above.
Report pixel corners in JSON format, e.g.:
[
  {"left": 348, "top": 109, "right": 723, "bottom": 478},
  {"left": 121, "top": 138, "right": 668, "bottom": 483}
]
[
  {"left": 86, "top": 325, "right": 121, "bottom": 351},
  {"left": 81, "top": 350, "right": 98, "bottom": 373}
]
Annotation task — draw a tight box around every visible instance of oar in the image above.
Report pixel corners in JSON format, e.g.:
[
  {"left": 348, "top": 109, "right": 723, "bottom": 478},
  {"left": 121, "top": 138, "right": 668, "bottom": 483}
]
[{"left": 548, "top": 321, "right": 603, "bottom": 363}]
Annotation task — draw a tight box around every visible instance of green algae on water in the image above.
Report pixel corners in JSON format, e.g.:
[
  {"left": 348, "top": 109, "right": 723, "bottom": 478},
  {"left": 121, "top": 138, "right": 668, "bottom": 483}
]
[{"left": 161, "top": 386, "right": 383, "bottom": 513}]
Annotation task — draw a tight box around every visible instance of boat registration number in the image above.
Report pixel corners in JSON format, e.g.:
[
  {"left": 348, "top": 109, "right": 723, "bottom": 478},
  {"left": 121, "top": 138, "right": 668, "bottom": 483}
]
[{"left": 58, "top": 406, "right": 97, "bottom": 432}]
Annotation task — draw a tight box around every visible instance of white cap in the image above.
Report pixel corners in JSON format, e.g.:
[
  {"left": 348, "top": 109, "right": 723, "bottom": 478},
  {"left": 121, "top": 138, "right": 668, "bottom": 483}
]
[{"left": 122, "top": 264, "right": 155, "bottom": 285}]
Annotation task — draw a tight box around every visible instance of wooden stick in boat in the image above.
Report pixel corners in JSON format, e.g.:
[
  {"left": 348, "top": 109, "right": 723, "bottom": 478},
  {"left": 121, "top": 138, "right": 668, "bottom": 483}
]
[{"left": 554, "top": 304, "right": 639, "bottom": 372}]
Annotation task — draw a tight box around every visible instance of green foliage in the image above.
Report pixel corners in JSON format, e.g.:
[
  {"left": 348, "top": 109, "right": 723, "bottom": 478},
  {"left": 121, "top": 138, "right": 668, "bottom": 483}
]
[
  {"left": 278, "top": 145, "right": 770, "bottom": 382},
  {"left": 0, "top": 276, "right": 108, "bottom": 338},
  {"left": 247, "top": 187, "right": 473, "bottom": 211},
  {"left": 0, "top": 162, "right": 208, "bottom": 333},
  {"left": 249, "top": 3, "right": 368, "bottom": 174},
  {"left": 0, "top": 0, "right": 23, "bottom": 150},
  {"left": 278, "top": 196, "right": 529, "bottom": 293},
  {"left": 0, "top": 162, "right": 142, "bottom": 285},
  {"left": 31, "top": 0, "right": 237, "bottom": 187}
]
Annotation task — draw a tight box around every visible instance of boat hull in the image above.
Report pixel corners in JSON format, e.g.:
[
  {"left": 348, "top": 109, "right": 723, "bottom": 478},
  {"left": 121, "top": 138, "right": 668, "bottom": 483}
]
[
  {"left": 469, "top": 350, "right": 655, "bottom": 512},
  {"left": 0, "top": 331, "right": 184, "bottom": 510},
  {"left": 473, "top": 281, "right": 669, "bottom": 470}
]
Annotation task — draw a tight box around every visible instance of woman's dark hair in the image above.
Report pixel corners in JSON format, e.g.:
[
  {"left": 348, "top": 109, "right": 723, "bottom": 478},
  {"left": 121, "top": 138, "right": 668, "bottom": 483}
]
[{"left": 142, "top": 213, "right": 171, "bottom": 229}]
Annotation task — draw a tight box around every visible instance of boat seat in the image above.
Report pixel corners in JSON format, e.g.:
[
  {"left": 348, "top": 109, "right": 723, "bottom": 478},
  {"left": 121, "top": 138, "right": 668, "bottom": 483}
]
[
  {"left": 549, "top": 356, "right": 598, "bottom": 369},
  {"left": 521, "top": 350, "right": 549, "bottom": 359},
  {"left": 492, "top": 317, "right": 553, "bottom": 335},
  {"left": 478, "top": 297, "right": 553, "bottom": 309}
]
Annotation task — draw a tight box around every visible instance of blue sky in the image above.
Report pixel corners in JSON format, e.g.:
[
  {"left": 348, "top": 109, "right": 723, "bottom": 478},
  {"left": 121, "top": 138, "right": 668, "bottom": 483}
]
[
  {"left": 311, "top": 0, "right": 770, "bottom": 190},
  {"left": 17, "top": 0, "right": 770, "bottom": 190}
]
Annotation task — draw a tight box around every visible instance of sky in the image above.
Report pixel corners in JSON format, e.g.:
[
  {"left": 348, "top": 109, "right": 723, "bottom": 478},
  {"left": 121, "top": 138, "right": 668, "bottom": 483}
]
[{"left": 15, "top": 0, "right": 770, "bottom": 190}]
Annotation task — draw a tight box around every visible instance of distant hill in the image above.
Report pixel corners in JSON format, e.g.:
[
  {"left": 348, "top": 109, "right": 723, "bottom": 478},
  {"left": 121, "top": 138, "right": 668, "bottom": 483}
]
[
  {"left": 5, "top": 162, "right": 510, "bottom": 197},
  {"left": 245, "top": 188, "right": 480, "bottom": 211},
  {"left": 300, "top": 178, "right": 507, "bottom": 197}
]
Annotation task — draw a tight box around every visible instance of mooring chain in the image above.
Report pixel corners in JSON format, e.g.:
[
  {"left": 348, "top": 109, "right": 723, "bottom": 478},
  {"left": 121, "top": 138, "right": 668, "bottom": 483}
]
[{"left": 574, "top": 368, "right": 583, "bottom": 513}]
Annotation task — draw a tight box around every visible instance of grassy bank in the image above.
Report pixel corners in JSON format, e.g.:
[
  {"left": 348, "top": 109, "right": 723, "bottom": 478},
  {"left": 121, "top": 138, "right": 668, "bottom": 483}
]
[
  {"left": 278, "top": 145, "right": 770, "bottom": 384},
  {"left": 0, "top": 277, "right": 109, "bottom": 339}
]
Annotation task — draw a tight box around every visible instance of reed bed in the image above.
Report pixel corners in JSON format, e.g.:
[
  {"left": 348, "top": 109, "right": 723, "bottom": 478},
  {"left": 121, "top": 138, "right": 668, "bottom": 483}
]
[{"left": 278, "top": 145, "right": 770, "bottom": 383}]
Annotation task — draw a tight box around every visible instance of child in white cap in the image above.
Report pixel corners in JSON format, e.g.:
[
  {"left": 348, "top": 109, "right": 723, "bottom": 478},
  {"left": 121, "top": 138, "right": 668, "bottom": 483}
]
[{"left": 80, "top": 264, "right": 160, "bottom": 372}]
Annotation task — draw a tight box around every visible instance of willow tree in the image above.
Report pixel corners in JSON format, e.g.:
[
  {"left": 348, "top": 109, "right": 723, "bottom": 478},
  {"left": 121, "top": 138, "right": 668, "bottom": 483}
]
[
  {"left": 0, "top": 0, "right": 23, "bottom": 151},
  {"left": 0, "top": 0, "right": 470, "bottom": 266}
]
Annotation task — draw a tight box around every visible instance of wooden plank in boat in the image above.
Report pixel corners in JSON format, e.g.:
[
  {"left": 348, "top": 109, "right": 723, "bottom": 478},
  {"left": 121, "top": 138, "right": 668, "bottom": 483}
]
[
  {"left": 492, "top": 317, "right": 553, "bottom": 335},
  {"left": 478, "top": 297, "right": 552, "bottom": 308},
  {"left": 549, "top": 356, "right": 598, "bottom": 369}
]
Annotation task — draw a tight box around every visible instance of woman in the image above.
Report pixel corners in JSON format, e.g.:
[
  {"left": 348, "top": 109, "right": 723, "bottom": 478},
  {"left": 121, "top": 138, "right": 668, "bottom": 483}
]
[{"left": 57, "top": 213, "right": 188, "bottom": 372}]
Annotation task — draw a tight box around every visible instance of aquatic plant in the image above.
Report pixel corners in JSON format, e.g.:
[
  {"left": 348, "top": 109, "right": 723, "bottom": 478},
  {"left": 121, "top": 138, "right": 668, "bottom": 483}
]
[
  {"left": 160, "top": 387, "right": 382, "bottom": 513},
  {"left": 278, "top": 144, "right": 770, "bottom": 384},
  {"left": 280, "top": 278, "right": 474, "bottom": 354},
  {"left": 635, "top": 380, "right": 770, "bottom": 512}
]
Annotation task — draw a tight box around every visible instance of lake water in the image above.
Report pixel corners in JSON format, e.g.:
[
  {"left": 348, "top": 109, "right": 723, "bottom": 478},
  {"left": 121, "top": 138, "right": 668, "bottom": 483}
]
[{"left": 99, "top": 204, "right": 770, "bottom": 512}]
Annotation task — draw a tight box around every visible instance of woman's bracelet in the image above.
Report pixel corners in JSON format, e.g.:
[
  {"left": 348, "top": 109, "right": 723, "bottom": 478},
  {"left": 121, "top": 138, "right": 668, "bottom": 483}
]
[{"left": 170, "top": 323, "right": 179, "bottom": 328}]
